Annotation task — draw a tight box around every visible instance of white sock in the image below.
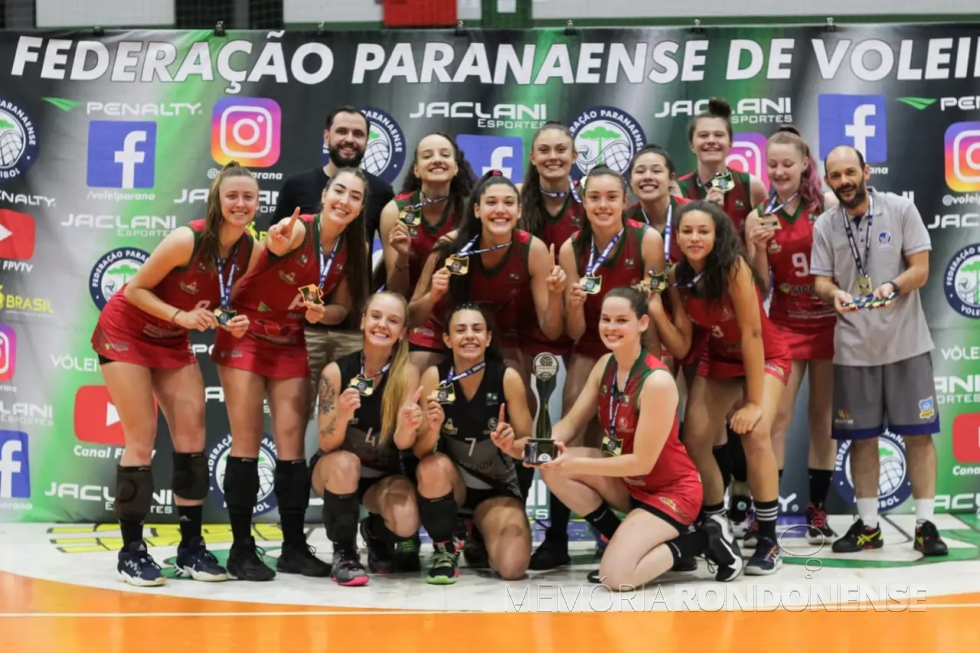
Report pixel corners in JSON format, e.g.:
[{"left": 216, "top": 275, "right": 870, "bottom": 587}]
[
  {"left": 856, "top": 498, "right": 878, "bottom": 528},
  {"left": 915, "top": 499, "right": 934, "bottom": 525}
]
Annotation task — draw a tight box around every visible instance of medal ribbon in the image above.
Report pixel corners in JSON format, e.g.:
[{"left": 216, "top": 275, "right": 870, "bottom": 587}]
[
  {"left": 360, "top": 353, "right": 392, "bottom": 380},
  {"left": 215, "top": 242, "right": 240, "bottom": 310},
  {"left": 669, "top": 269, "right": 706, "bottom": 289},
  {"left": 457, "top": 233, "right": 511, "bottom": 258},
  {"left": 442, "top": 361, "right": 486, "bottom": 386},
  {"left": 840, "top": 193, "right": 876, "bottom": 284},
  {"left": 406, "top": 191, "right": 448, "bottom": 213},
  {"left": 540, "top": 177, "right": 580, "bottom": 202},
  {"left": 607, "top": 361, "right": 623, "bottom": 442},
  {"left": 586, "top": 229, "right": 623, "bottom": 277},
  {"left": 318, "top": 235, "right": 342, "bottom": 290},
  {"left": 764, "top": 191, "right": 798, "bottom": 216}
]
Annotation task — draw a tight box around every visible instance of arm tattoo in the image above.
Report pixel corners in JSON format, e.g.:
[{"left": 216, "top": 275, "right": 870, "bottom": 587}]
[{"left": 318, "top": 375, "right": 336, "bottom": 415}]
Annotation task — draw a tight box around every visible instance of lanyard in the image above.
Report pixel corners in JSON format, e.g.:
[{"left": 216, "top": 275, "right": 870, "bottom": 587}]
[
  {"left": 215, "top": 242, "right": 240, "bottom": 309},
  {"left": 764, "top": 191, "right": 798, "bottom": 216},
  {"left": 540, "top": 177, "right": 579, "bottom": 202},
  {"left": 642, "top": 202, "right": 673, "bottom": 256},
  {"left": 586, "top": 229, "right": 623, "bottom": 276},
  {"left": 360, "top": 354, "right": 391, "bottom": 380},
  {"left": 670, "top": 269, "right": 706, "bottom": 290},
  {"left": 458, "top": 233, "right": 511, "bottom": 258},
  {"left": 406, "top": 191, "right": 448, "bottom": 213},
  {"left": 442, "top": 361, "right": 486, "bottom": 385},
  {"left": 607, "top": 361, "right": 624, "bottom": 440},
  {"left": 840, "top": 194, "right": 876, "bottom": 279},
  {"left": 318, "top": 235, "right": 341, "bottom": 290}
]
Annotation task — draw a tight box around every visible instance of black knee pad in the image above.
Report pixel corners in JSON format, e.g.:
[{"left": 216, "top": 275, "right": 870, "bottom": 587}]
[
  {"left": 115, "top": 465, "right": 153, "bottom": 522},
  {"left": 222, "top": 456, "right": 259, "bottom": 513},
  {"left": 516, "top": 464, "right": 535, "bottom": 501},
  {"left": 274, "top": 459, "right": 311, "bottom": 512},
  {"left": 321, "top": 491, "right": 360, "bottom": 544},
  {"left": 727, "top": 431, "right": 748, "bottom": 483},
  {"left": 417, "top": 490, "right": 457, "bottom": 544},
  {"left": 172, "top": 452, "right": 209, "bottom": 501}
]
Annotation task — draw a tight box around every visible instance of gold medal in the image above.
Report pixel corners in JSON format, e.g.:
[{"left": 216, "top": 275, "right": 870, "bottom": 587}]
[
  {"left": 709, "top": 171, "right": 734, "bottom": 193},
  {"left": 600, "top": 432, "right": 623, "bottom": 457},
  {"left": 648, "top": 272, "right": 667, "bottom": 293},
  {"left": 350, "top": 376, "right": 374, "bottom": 396},
  {"left": 582, "top": 275, "right": 602, "bottom": 294},
  {"left": 213, "top": 307, "right": 236, "bottom": 326},
  {"left": 298, "top": 284, "right": 324, "bottom": 305},
  {"left": 400, "top": 208, "right": 420, "bottom": 226},
  {"left": 857, "top": 275, "right": 873, "bottom": 296},
  {"left": 431, "top": 384, "right": 456, "bottom": 404},
  {"left": 758, "top": 216, "right": 781, "bottom": 229},
  {"left": 445, "top": 255, "right": 469, "bottom": 275}
]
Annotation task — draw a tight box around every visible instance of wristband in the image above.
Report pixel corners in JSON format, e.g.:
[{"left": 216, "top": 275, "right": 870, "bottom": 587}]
[
  {"left": 887, "top": 280, "right": 900, "bottom": 295},
  {"left": 171, "top": 308, "right": 181, "bottom": 323}
]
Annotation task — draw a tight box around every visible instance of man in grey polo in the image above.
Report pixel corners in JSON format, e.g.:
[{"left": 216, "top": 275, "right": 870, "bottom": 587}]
[{"left": 810, "top": 145, "right": 947, "bottom": 557}]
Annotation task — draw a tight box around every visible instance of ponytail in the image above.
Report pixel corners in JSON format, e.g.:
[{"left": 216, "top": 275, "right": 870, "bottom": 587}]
[{"left": 370, "top": 290, "right": 412, "bottom": 445}]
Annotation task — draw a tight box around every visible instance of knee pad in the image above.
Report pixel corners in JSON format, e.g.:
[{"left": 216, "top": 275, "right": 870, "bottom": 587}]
[
  {"left": 115, "top": 465, "right": 153, "bottom": 522},
  {"left": 172, "top": 452, "right": 209, "bottom": 501},
  {"left": 274, "top": 459, "right": 311, "bottom": 512},
  {"left": 516, "top": 464, "right": 535, "bottom": 501},
  {"left": 222, "top": 456, "right": 259, "bottom": 513},
  {"left": 321, "top": 491, "right": 360, "bottom": 544},
  {"left": 727, "top": 433, "right": 748, "bottom": 483}
]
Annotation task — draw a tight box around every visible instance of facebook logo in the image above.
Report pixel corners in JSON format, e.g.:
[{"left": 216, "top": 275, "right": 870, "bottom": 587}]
[
  {"left": 0, "top": 431, "right": 29, "bottom": 499},
  {"left": 818, "top": 94, "right": 887, "bottom": 163},
  {"left": 87, "top": 121, "right": 157, "bottom": 189},
  {"left": 456, "top": 135, "right": 524, "bottom": 183}
]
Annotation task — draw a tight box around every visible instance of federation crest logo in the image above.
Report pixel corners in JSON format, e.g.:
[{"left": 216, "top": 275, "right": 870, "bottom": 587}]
[
  {"left": 568, "top": 106, "right": 646, "bottom": 180},
  {"left": 944, "top": 244, "right": 980, "bottom": 319},
  {"left": 832, "top": 430, "right": 911, "bottom": 512},
  {"left": 0, "top": 97, "right": 39, "bottom": 182},
  {"left": 89, "top": 247, "right": 150, "bottom": 310},
  {"left": 358, "top": 107, "right": 406, "bottom": 184},
  {"left": 207, "top": 433, "right": 279, "bottom": 517}
]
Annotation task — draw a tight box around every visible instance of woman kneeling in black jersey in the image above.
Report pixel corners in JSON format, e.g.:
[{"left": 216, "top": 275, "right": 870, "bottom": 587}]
[
  {"left": 413, "top": 303, "right": 534, "bottom": 584},
  {"left": 311, "top": 291, "right": 425, "bottom": 586}
]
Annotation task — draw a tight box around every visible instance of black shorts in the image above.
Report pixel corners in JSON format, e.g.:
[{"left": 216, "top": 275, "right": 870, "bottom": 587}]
[
  {"left": 309, "top": 448, "right": 414, "bottom": 500},
  {"left": 461, "top": 485, "right": 523, "bottom": 516},
  {"left": 629, "top": 496, "right": 695, "bottom": 535},
  {"left": 98, "top": 354, "right": 115, "bottom": 365}
]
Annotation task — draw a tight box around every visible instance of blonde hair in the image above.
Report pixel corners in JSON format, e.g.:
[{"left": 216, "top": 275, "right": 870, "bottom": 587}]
[
  {"left": 202, "top": 161, "right": 256, "bottom": 273},
  {"left": 368, "top": 291, "right": 412, "bottom": 445}
]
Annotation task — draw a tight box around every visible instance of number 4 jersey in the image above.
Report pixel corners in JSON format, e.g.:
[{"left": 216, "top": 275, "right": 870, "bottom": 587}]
[{"left": 335, "top": 351, "right": 402, "bottom": 477}]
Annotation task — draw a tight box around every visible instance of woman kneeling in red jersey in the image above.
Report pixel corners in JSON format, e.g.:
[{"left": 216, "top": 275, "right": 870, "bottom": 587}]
[{"left": 532, "top": 288, "right": 742, "bottom": 590}]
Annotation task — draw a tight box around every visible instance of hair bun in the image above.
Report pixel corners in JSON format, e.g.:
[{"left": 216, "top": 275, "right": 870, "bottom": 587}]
[
  {"left": 707, "top": 98, "right": 732, "bottom": 120},
  {"left": 777, "top": 125, "right": 801, "bottom": 136}
]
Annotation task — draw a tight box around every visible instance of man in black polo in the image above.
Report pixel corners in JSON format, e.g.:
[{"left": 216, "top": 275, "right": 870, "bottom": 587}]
[{"left": 272, "top": 105, "right": 395, "bottom": 416}]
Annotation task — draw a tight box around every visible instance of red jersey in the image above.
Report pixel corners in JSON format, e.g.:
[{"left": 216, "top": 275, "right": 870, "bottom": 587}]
[
  {"left": 624, "top": 195, "right": 689, "bottom": 265},
  {"left": 409, "top": 230, "right": 533, "bottom": 350},
  {"left": 676, "top": 168, "right": 752, "bottom": 232},
  {"left": 92, "top": 219, "right": 254, "bottom": 367},
  {"left": 541, "top": 195, "right": 584, "bottom": 253},
  {"left": 231, "top": 214, "right": 347, "bottom": 346},
  {"left": 761, "top": 200, "right": 836, "bottom": 332},
  {"left": 572, "top": 219, "right": 648, "bottom": 358},
  {"left": 680, "top": 284, "right": 790, "bottom": 365},
  {"left": 597, "top": 350, "right": 701, "bottom": 522},
  {"left": 395, "top": 190, "right": 458, "bottom": 290}
]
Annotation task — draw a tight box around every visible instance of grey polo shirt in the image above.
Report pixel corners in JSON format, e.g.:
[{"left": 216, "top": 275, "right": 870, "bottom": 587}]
[{"left": 810, "top": 189, "right": 934, "bottom": 367}]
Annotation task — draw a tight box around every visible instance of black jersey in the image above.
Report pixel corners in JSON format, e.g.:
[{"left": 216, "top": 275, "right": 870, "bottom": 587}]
[
  {"left": 336, "top": 351, "right": 400, "bottom": 476},
  {"left": 436, "top": 359, "right": 520, "bottom": 497}
]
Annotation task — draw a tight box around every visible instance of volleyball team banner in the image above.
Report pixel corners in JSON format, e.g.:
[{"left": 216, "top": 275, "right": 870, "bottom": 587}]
[{"left": 1, "top": 25, "right": 979, "bottom": 523}]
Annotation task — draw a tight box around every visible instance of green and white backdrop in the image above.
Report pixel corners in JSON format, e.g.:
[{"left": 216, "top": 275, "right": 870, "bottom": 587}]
[{"left": 1, "top": 25, "right": 979, "bottom": 526}]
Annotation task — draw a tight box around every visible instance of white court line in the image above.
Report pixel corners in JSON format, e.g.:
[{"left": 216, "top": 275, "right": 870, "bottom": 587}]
[{"left": 2, "top": 603, "right": 980, "bottom": 617}]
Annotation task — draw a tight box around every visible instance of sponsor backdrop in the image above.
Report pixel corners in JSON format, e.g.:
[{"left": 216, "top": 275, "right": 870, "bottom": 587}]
[{"left": 1, "top": 25, "right": 980, "bottom": 524}]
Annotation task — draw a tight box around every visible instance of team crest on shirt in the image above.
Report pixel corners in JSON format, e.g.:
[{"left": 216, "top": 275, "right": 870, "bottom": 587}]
[
  {"left": 918, "top": 397, "right": 935, "bottom": 420},
  {"left": 442, "top": 419, "right": 458, "bottom": 435},
  {"left": 180, "top": 281, "right": 199, "bottom": 295},
  {"left": 625, "top": 258, "right": 634, "bottom": 267},
  {"left": 487, "top": 417, "right": 498, "bottom": 433},
  {"left": 279, "top": 271, "right": 296, "bottom": 285},
  {"left": 877, "top": 231, "right": 893, "bottom": 250},
  {"left": 617, "top": 416, "right": 629, "bottom": 431},
  {"left": 621, "top": 394, "right": 630, "bottom": 405},
  {"left": 486, "top": 393, "right": 498, "bottom": 405},
  {"left": 297, "top": 253, "right": 309, "bottom": 266},
  {"left": 258, "top": 302, "right": 272, "bottom": 312},
  {"left": 769, "top": 240, "right": 781, "bottom": 253}
]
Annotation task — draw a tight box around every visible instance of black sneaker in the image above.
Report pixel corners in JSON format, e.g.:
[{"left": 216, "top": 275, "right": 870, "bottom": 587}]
[
  {"left": 528, "top": 531, "right": 570, "bottom": 570},
  {"left": 832, "top": 519, "right": 883, "bottom": 553},
  {"left": 226, "top": 537, "right": 276, "bottom": 581},
  {"left": 462, "top": 526, "right": 489, "bottom": 569},
  {"left": 703, "top": 514, "right": 743, "bottom": 581},
  {"left": 805, "top": 503, "right": 836, "bottom": 545},
  {"left": 426, "top": 542, "right": 459, "bottom": 585},
  {"left": 914, "top": 520, "right": 949, "bottom": 557},
  {"left": 359, "top": 518, "right": 395, "bottom": 574},
  {"left": 392, "top": 534, "right": 422, "bottom": 572},
  {"left": 276, "top": 541, "right": 332, "bottom": 577},
  {"left": 332, "top": 546, "right": 369, "bottom": 586},
  {"left": 671, "top": 556, "right": 698, "bottom": 572}
]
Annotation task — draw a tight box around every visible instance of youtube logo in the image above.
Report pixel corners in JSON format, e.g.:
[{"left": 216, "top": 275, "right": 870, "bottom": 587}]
[
  {"left": 953, "top": 413, "right": 980, "bottom": 464},
  {"left": 73, "top": 385, "right": 157, "bottom": 446},
  {"left": 0, "top": 210, "right": 36, "bottom": 261}
]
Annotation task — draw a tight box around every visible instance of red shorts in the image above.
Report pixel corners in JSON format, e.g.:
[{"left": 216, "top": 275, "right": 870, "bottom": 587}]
[
  {"left": 678, "top": 327, "right": 709, "bottom": 367},
  {"left": 696, "top": 353, "right": 791, "bottom": 385},
  {"left": 408, "top": 318, "right": 444, "bottom": 350},
  {"left": 211, "top": 328, "right": 310, "bottom": 379},
  {"left": 627, "top": 481, "right": 702, "bottom": 528},
  {"left": 772, "top": 321, "right": 835, "bottom": 360},
  {"left": 91, "top": 301, "right": 195, "bottom": 369}
]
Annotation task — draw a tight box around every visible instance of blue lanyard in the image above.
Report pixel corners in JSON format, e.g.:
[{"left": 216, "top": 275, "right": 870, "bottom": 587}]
[
  {"left": 586, "top": 229, "right": 623, "bottom": 276},
  {"left": 215, "top": 243, "right": 240, "bottom": 309}
]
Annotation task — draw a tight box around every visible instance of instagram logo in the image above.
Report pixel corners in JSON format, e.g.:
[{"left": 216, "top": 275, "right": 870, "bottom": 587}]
[
  {"left": 0, "top": 324, "right": 16, "bottom": 382},
  {"left": 727, "top": 132, "right": 770, "bottom": 192},
  {"left": 211, "top": 98, "right": 281, "bottom": 168},
  {"left": 945, "top": 122, "right": 980, "bottom": 192}
]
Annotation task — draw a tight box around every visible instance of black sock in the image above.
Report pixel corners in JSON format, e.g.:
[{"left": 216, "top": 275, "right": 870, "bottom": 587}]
[
  {"left": 177, "top": 505, "right": 203, "bottom": 546},
  {"left": 418, "top": 490, "right": 457, "bottom": 549},
  {"left": 367, "top": 512, "right": 399, "bottom": 544},
  {"left": 517, "top": 464, "right": 535, "bottom": 502},
  {"left": 274, "top": 459, "right": 310, "bottom": 547},
  {"left": 667, "top": 529, "right": 709, "bottom": 564},
  {"left": 755, "top": 499, "right": 779, "bottom": 540},
  {"left": 703, "top": 502, "right": 726, "bottom": 518},
  {"left": 583, "top": 504, "right": 621, "bottom": 541},
  {"left": 808, "top": 468, "right": 832, "bottom": 508},
  {"left": 778, "top": 469, "right": 784, "bottom": 484},
  {"left": 713, "top": 445, "right": 732, "bottom": 492},
  {"left": 229, "top": 509, "right": 253, "bottom": 544},
  {"left": 728, "top": 433, "right": 748, "bottom": 483},
  {"left": 223, "top": 456, "right": 259, "bottom": 546},
  {"left": 321, "top": 490, "right": 360, "bottom": 551},
  {"left": 120, "top": 518, "right": 143, "bottom": 548},
  {"left": 547, "top": 495, "right": 571, "bottom": 540}
]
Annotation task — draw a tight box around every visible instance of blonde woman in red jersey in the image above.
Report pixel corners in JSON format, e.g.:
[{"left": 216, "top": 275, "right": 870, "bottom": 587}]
[{"left": 91, "top": 162, "right": 260, "bottom": 587}]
